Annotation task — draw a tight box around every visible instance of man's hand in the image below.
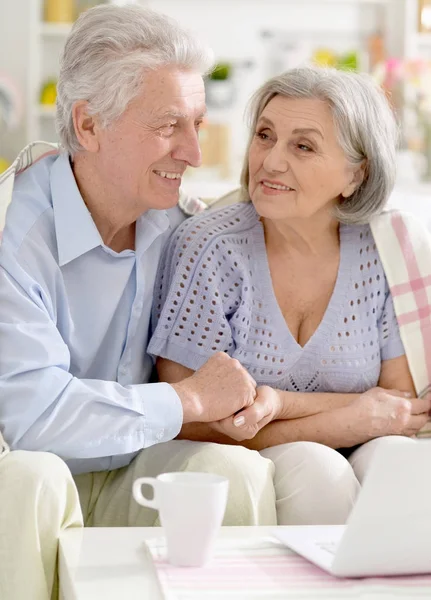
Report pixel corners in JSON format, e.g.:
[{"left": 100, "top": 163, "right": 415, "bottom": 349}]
[
  {"left": 335, "top": 387, "right": 431, "bottom": 445},
  {"left": 172, "top": 352, "right": 257, "bottom": 423},
  {"left": 210, "top": 386, "right": 281, "bottom": 441}
]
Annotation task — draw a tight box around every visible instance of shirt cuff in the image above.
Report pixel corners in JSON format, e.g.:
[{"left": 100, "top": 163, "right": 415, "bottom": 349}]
[{"left": 137, "top": 381, "right": 183, "bottom": 446}]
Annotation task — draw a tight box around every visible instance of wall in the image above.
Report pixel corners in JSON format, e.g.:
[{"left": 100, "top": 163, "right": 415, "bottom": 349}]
[
  {"left": 0, "top": 0, "right": 395, "bottom": 168},
  {"left": 147, "top": 0, "right": 381, "bottom": 181},
  {"left": 0, "top": 0, "right": 31, "bottom": 160}
]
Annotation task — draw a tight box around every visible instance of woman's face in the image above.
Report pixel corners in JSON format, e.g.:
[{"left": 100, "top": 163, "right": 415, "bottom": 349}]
[{"left": 248, "top": 96, "right": 363, "bottom": 223}]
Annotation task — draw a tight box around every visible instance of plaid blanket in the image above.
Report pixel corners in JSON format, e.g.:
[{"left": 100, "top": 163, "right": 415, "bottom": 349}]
[{"left": 371, "top": 209, "right": 431, "bottom": 436}]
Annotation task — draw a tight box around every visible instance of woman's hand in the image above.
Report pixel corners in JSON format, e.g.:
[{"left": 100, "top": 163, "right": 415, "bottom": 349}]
[
  {"left": 335, "top": 387, "right": 431, "bottom": 445},
  {"left": 210, "top": 386, "right": 282, "bottom": 441}
]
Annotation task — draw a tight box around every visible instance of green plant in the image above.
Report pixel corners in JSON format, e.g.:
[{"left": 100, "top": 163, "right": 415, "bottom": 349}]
[
  {"left": 209, "top": 63, "right": 232, "bottom": 81},
  {"left": 337, "top": 52, "right": 359, "bottom": 72}
]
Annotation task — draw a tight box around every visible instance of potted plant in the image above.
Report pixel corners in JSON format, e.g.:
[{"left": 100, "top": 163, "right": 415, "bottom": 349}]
[{"left": 205, "top": 62, "right": 235, "bottom": 108}]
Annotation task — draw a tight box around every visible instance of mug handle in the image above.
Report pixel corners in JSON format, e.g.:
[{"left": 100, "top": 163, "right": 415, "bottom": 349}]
[{"left": 132, "top": 477, "right": 158, "bottom": 510}]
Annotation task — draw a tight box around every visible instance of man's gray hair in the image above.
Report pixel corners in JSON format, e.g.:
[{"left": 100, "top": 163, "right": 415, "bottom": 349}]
[
  {"left": 56, "top": 4, "right": 214, "bottom": 154},
  {"left": 240, "top": 66, "right": 399, "bottom": 224}
]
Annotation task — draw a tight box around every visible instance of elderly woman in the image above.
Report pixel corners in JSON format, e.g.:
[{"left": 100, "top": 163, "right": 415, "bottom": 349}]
[{"left": 148, "top": 66, "right": 430, "bottom": 525}]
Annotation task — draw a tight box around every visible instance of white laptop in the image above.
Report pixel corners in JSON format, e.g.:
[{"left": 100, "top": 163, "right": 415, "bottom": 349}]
[{"left": 273, "top": 440, "right": 431, "bottom": 578}]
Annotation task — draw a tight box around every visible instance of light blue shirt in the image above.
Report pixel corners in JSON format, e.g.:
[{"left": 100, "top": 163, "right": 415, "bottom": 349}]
[{"left": 0, "top": 152, "right": 185, "bottom": 474}]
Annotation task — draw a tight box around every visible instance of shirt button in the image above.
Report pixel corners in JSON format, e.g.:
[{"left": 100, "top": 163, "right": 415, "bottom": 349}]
[{"left": 156, "top": 429, "right": 165, "bottom": 441}]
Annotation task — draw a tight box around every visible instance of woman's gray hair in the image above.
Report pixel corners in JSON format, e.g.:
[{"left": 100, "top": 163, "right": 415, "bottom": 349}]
[
  {"left": 56, "top": 4, "right": 214, "bottom": 154},
  {"left": 240, "top": 66, "right": 399, "bottom": 224}
]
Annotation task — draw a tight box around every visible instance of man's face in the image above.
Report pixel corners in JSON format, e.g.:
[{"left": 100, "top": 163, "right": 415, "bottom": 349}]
[{"left": 96, "top": 66, "right": 206, "bottom": 215}]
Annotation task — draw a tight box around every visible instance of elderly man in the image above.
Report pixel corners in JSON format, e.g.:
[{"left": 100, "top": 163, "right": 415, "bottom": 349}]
[{"left": 0, "top": 5, "right": 276, "bottom": 599}]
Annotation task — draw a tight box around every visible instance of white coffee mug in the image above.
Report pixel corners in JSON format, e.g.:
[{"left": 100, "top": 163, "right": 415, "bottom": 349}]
[{"left": 133, "top": 471, "right": 229, "bottom": 567}]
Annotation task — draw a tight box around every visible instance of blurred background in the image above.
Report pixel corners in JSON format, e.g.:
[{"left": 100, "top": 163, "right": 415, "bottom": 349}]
[{"left": 1, "top": 0, "right": 431, "bottom": 204}]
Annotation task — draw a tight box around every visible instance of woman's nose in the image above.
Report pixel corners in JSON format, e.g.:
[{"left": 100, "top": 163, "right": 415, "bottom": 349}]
[{"left": 263, "top": 143, "right": 289, "bottom": 173}]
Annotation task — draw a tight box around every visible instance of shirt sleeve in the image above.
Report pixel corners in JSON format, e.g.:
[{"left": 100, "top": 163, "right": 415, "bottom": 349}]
[
  {"left": 0, "top": 256, "right": 183, "bottom": 470},
  {"left": 148, "top": 217, "right": 241, "bottom": 370},
  {"left": 379, "top": 282, "right": 406, "bottom": 361}
]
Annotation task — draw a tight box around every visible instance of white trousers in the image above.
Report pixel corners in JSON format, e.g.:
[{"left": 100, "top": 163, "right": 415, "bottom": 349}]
[
  {"left": 261, "top": 435, "right": 416, "bottom": 525},
  {"left": 0, "top": 436, "right": 415, "bottom": 599}
]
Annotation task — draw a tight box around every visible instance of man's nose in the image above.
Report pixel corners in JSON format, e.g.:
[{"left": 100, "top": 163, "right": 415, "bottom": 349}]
[{"left": 173, "top": 128, "right": 202, "bottom": 168}]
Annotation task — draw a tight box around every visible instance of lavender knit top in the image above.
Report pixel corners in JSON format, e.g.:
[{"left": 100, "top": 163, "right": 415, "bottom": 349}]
[{"left": 148, "top": 203, "right": 405, "bottom": 394}]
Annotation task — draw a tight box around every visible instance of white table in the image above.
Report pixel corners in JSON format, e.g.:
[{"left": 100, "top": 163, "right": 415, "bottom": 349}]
[
  {"left": 59, "top": 526, "right": 276, "bottom": 600},
  {"left": 59, "top": 526, "right": 431, "bottom": 600}
]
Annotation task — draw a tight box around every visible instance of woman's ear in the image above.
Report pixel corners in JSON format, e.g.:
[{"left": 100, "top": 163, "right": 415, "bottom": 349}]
[
  {"left": 341, "top": 160, "right": 367, "bottom": 198},
  {"left": 72, "top": 100, "right": 101, "bottom": 153}
]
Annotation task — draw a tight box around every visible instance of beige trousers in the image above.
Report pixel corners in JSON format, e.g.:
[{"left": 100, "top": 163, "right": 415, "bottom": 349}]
[
  {"left": 74, "top": 440, "right": 277, "bottom": 527},
  {"left": 0, "top": 435, "right": 415, "bottom": 600},
  {"left": 0, "top": 451, "right": 82, "bottom": 600}
]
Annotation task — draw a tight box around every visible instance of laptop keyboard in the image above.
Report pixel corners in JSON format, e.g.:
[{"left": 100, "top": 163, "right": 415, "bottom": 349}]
[{"left": 314, "top": 540, "right": 338, "bottom": 555}]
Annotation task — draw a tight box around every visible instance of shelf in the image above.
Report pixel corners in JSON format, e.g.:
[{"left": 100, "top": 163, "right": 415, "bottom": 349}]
[
  {"left": 34, "top": 105, "right": 56, "bottom": 118},
  {"left": 38, "top": 22, "right": 73, "bottom": 37}
]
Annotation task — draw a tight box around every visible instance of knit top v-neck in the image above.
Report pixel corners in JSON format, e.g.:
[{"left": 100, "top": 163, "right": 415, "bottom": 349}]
[{"left": 149, "top": 203, "right": 405, "bottom": 394}]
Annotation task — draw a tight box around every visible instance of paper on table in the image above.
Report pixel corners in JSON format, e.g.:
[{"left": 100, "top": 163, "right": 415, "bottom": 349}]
[{"left": 147, "top": 536, "right": 431, "bottom": 600}]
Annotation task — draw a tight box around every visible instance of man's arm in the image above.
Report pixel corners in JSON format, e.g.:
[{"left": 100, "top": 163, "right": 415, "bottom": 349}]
[
  {"left": 0, "top": 267, "right": 256, "bottom": 467},
  {"left": 0, "top": 266, "right": 183, "bottom": 466}
]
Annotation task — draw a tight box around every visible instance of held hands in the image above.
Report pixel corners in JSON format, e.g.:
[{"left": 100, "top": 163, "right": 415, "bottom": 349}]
[
  {"left": 174, "top": 352, "right": 257, "bottom": 423},
  {"left": 340, "top": 387, "right": 431, "bottom": 444},
  {"left": 210, "top": 386, "right": 282, "bottom": 441},
  {"left": 177, "top": 357, "right": 431, "bottom": 444},
  {"left": 208, "top": 384, "right": 431, "bottom": 444}
]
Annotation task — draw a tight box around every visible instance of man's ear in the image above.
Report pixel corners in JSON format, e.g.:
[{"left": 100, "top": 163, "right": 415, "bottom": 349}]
[
  {"left": 72, "top": 101, "right": 100, "bottom": 153},
  {"left": 341, "top": 160, "right": 367, "bottom": 199}
]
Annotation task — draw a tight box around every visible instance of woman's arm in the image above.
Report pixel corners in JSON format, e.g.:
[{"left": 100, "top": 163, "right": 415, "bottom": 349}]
[
  {"left": 157, "top": 358, "right": 194, "bottom": 383},
  {"left": 244, "top": 409, "right": 357, "bottom": 450},
  {"left": 157, "top": 355, "right": 423, "bottom": 449},
  {"left": 159, "top": 352, "right": 417, "bottom": 417},
  {"left": 274, "top": 355, "right": 415, "bottom": 418},
  {"left": 241, "top": 355, "right": 421, "bottom": 450},
  {"left": 377, "top": 355, "right": 415, "bottom": 394},
  {"left": 157, "top": 356, "right": 359, "bottom": 442},
  {"left": 158, "top": 356, "right": 359, "bottom": 416},
  {"left": 178, "top": 407, "right": 359, "bottom": 449}
]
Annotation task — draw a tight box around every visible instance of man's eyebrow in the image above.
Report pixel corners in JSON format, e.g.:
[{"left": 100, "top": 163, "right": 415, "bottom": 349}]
[{"left": 157, "top": 110, "right": 207, "bottom": 120}]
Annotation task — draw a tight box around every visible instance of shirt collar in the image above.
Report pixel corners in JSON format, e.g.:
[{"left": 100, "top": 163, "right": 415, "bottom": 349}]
[
  {"left": 135, "top": 209, "right": 171, "bottom": 255},
  {"left": 51, "top": 153, "right": 103, "bottom": 267}
]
